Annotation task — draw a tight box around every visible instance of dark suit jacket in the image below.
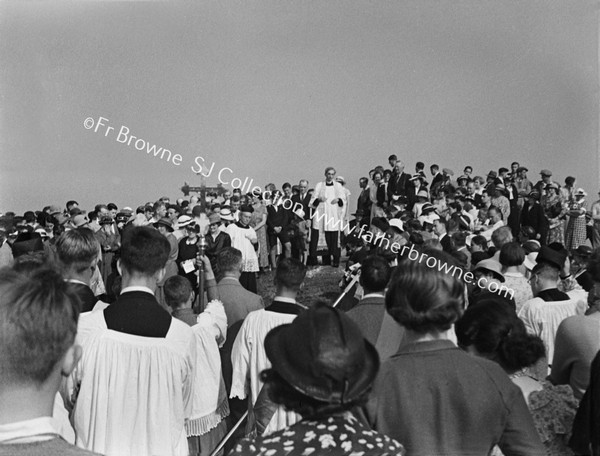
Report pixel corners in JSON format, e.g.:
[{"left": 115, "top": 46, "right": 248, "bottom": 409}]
[
  {"left": 346, "top": 295, "right": 387, "bottom": 346},
  {"left": 439, "top": 233, "right": 453, "bottom": 253},
  {"left": 356, "top": 188, "right": 372, "bottom": 219},
  {"left": 67, "top": 281, "right": 98, "bottom": 313},
  {"left": 291, "top": 191, "right": 312, "bottom": 220},
  {"left": 430, "top": 173, "right": 444, "bottom": 194},
  {"left": 520, "top": 201, "right": 547, "bottom": 240},
  {"left": 104, "top": 291, "right": 172, "bottom": 337},
  {"left": 347, "top": 295, "right": 405, "bottom": 362},
  {"left": 205, "top": 231, "right": 231, "bottom": 267},
  {"left": 217, "top": 276, "right": 264, "bottom": 327},
  {"left": 376, "top": 183, "right": 387, "bottom": 207},
  {"left": 387, "top": 172, "right": 410, "bottom": 201},
  {"left": 267, "top": 204, "right": 289, "bottom": 231}
]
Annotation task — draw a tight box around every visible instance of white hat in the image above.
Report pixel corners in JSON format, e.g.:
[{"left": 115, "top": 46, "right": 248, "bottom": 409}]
[
  {"left": 523, "top": 252, "right": 539, "bottom": 271},
  {"left": 220, "top": 208, "right": 234, "bottom": 221},
  {"left": 177, "top": 215, "right": 194, "bottom": 228},
  {"left": 389, "top": 218, "right": 404, "bottom": 232},
  {"left": 294, "top": 208, "right": 305, "bottom": 219},
  {"left": 418, "top": 213, "right": 440, "bottom": 225}
]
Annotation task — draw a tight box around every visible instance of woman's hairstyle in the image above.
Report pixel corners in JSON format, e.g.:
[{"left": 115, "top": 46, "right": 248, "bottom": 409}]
[
  {"left": 455, "top": 299, "right": 545, "bottom": 372},
  {"left": 499, "top": 242, "right": 525, "bottom": 267},
  {"left": 386, "top": 248, "right": 465, "bottom": 333}
]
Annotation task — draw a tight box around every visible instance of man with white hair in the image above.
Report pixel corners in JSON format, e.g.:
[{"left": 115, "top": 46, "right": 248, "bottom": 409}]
[{"left": 388, "top": 161, "right": 410, "bottom": 202}]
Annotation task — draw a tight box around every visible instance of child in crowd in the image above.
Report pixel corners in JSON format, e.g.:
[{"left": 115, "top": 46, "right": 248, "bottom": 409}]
[{"left": 164, "top": 275, "right": 196, "bottom": 326}]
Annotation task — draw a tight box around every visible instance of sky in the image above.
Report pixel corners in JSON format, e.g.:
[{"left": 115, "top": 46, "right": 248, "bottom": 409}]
[{"left": 1, "top": 0, "right": 598, "bottom": 214}]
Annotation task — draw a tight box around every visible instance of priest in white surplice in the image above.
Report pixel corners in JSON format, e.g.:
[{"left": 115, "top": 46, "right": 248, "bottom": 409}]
[
  {"left": 308, "top": 166, "right": 347, "bottom": 267},
  {"left": 225, "top": 205, "right": 259, "bottom": 293}
]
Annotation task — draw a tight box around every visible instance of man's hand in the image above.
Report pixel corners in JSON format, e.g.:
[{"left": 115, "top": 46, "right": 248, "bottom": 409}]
[{"left": 196, "top": 254, "right": 215, "bottom": 280}]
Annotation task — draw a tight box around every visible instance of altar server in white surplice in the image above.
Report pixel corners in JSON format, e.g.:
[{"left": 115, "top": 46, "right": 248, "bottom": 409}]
[{"left": 70, "top": 226, "right": 196, "bottom": 456}]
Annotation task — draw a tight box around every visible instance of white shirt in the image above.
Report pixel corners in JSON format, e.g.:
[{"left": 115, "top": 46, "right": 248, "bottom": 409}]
[
  {"left": 480, "top": 220, "right": 504, "bottom": 241},
  {"left": 0, "top": 417, "right": 59, "bottom": 444}
]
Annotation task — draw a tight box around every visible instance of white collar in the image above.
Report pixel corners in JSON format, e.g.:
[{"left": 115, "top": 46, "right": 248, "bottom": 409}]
[
  {"left": 66, "top": 278, "right": 88, "bottom": 286},
  {"left": 220, "top": 276, "right": 240, "bottom": 282},
  {"left": 120, "top": 285, "right": 154, "bottom": 296},
  {"left": 273, "top": 296, "right": 297, "bottom": 304},
  {"left": 0, "top": 417, "right": 59, "bottom": 444},
  {"left": 362, "top": 292, "right": 385, "bottom": 299}
]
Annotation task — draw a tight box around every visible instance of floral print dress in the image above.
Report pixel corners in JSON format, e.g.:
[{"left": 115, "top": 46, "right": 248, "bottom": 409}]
[{"left": 229, "top": 412, "right": 404, "bottom": 456}]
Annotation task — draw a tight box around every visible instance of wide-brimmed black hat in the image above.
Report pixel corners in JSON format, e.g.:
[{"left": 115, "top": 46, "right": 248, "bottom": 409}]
[
  {"left": 264, "top": 303, "right": 379, "bottom": 405},
  {"left": 536, "top": 245, "right": 567, "bottom": 270}
]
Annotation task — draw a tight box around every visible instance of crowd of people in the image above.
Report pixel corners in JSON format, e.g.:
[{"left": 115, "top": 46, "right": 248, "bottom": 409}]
[{"left": 2, "top": 157, "right": 600, "bottom": 455}]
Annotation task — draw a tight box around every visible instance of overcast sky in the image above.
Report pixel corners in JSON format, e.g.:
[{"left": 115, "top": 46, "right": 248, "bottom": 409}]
[{"left": 1, "top": 0, "right": 598, "bottom": 213}]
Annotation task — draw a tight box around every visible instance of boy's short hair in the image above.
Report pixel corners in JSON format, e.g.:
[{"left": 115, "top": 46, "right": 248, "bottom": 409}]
[
  {"left": 0, "top": 267, "right": 79, "bottom": 385},
  {"left": 164, "top": 275, "right": 193, "bottom": 309},
  {"left": 275, "top": 258, "right": 306, "bottom": 291},
  {"left": 217, "top": 247, "right": 243, "bottom": 274},
  {"left": 55, "top": 228, "right": 100, "bottom": 274},
  {"left": 120, "top": 226, "right": 170, "bottom": 275},
  {"left": 360, "top": 255, "right": 391, "bottom": 293}
]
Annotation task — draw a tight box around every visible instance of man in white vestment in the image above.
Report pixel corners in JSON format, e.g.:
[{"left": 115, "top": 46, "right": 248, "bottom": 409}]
[
  {"left": 71, "top": 226, "right": 196, "bottom": 456},
  {"left": 225, "top": 205, "right": 259, "bottom": 293},
  {"left": 230, "top": 258, "right": 307, "bottom": 437},
  {"left": 308, "top": 167, "right": 347, "bottom": 267}
]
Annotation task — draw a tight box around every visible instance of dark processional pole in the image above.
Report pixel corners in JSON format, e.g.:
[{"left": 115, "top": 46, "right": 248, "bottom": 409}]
[{"left": 194, "top": 173, "right": 208, "bottom": 314}]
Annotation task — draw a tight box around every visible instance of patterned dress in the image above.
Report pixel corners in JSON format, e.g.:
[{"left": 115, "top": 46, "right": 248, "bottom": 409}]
[
  {"left": 492, "top": 381, "right": 578, "bottom": 456},
  {"left": 502, "top": 272, "right": 533, "bottom": 313},
  {"left": 543, "top": 194, "right": 565, "bottom": 245},
  {"left": 528, "top": 382, "right": 578, "bottom": 455},
  {"left": 564, "top": 199, "right": 587, "bottom": 252},
  {"left": 229, "top": 412, "right": 405, "bottom": 456}
]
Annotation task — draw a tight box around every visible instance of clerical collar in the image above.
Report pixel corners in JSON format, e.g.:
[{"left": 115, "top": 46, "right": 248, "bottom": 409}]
[
  {"left": 235, "top": 221, "right": 249, "bottom": 229},
  {"left": 326, "top": 182, "right": 334, "bottom": 186},
  {"left": 121, "top": 285, "right": 154, "bottom": 296},
  {"left": 267, "top": 297, "right": 307, "bottom": 315}
]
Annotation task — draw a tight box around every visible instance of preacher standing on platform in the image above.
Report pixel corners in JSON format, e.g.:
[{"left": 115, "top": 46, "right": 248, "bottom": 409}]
[{"left": 308, "top": 167, "right": 347, "bottom": 267}]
